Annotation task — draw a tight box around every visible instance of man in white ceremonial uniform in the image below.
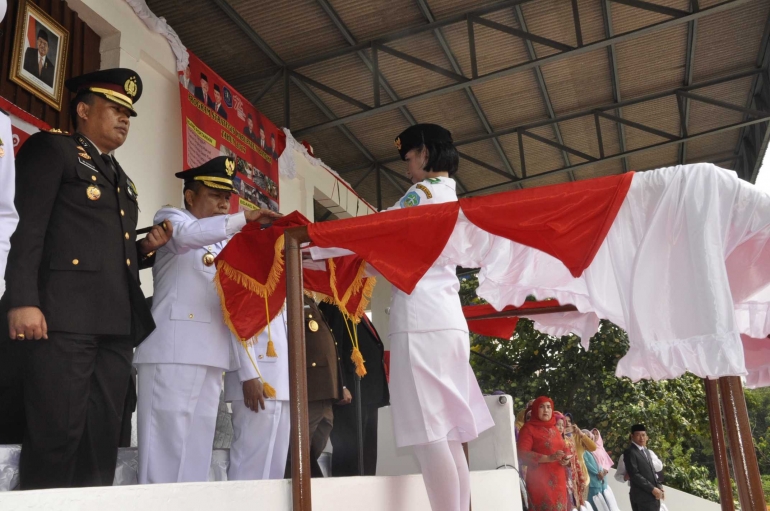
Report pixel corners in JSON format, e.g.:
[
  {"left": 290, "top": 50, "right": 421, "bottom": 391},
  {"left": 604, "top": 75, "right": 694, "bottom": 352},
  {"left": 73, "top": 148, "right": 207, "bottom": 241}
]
[
  {"left": 134, "top": 156, "right": 280, "bottom": 484},
  {"left": 0, "top": 107, "right": 17, "bottom": 293},
  {"left": 225, "top": 309, "right": 290, "bottom": 480}
]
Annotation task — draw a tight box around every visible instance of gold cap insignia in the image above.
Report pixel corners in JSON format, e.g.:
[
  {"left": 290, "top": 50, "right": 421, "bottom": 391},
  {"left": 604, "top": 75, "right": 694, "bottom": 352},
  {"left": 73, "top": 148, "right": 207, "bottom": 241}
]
[
  {"left": 225, "top": 158, "right": 235, "bottom": 176},
  {"left": 394, "top": 137, "right": 401, "bottom": 150},
  {"left": 124, "top": 76, "right": 138, "bottom": 98}
]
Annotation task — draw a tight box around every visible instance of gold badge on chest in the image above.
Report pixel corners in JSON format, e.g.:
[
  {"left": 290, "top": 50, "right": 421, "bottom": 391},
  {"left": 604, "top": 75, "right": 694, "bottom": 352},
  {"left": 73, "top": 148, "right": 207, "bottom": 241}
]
[
  {"left": 202, "top": 252, "right": 216, "bottom": 267},
  {"left": 86, "top": 185, "right": 101, "bottom": 201},
  {"left": 308, "top": 319, "right": 319, "bottom": 332}
]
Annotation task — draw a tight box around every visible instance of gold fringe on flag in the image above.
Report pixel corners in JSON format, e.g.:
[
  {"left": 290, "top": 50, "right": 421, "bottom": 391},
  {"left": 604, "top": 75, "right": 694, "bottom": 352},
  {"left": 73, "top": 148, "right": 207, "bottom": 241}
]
[
  {"left": 217, "top": 234, "right": 285, "bottom": 299},
  {"left": 214, "top": 234, "right": 286, "bottom": 344}
]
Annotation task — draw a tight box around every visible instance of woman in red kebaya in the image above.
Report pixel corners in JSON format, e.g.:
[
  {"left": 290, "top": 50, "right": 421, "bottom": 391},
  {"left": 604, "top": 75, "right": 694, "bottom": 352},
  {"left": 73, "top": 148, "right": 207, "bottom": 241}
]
[{"left": 518, "top": 396, "right": 571, "bottom": 511}]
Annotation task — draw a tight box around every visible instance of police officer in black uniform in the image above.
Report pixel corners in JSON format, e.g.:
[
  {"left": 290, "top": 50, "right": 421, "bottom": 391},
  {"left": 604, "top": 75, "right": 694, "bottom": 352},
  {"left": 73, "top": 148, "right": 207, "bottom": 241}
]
[
  {"left": 319, "top": 302, "right": 389, "bottom": 476},
  {"left": 2, "top": 68, "right": 172, "bottom": 489}
]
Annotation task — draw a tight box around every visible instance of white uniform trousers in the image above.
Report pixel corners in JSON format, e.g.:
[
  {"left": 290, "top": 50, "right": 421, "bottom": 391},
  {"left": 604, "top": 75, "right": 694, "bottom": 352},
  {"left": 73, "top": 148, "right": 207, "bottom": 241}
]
[
  {"left": 136, "top": 363, "right": 223, "bottom": 484},
  {"left": 228, "top": 399, "right": 290, "bottom": 480}
]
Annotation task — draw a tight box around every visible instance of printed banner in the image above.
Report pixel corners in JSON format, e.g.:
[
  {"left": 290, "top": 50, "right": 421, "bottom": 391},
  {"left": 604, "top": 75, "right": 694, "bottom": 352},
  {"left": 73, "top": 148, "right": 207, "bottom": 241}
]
[
  {"left": 0, "top": 96, "right": 48, "bottom": 155},
  {"left": 179, "top": 51, "right": 283, "bottom": 212}
]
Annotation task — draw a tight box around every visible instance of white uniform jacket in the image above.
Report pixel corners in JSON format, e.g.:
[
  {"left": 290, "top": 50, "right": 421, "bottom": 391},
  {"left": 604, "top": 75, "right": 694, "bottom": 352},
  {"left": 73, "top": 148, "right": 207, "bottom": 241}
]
[
  {"left": 225, "top": 309, "right": 289, "bottom": 401},
  {"left": 133, "top": 206, "right": 257, "bottom": 380},
  {"left": 385, "top": 177, "right": 467, "bottom": 335},
  {"left": 0, "top": 111, "right": 18, "bottom": 291}
]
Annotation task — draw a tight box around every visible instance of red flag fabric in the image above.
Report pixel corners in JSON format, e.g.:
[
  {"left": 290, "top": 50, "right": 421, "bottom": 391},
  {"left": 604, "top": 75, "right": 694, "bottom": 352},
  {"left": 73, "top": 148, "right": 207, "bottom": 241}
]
[
  {"left": 459, "top": 173, "right": 633, "bottom": 278},
  {"left": 214, "top": 212, "right": 310, "bottom": 340},
  {"left": 308, "top": 202, "right": 460, "bottom": 294},
  {"left": 304, "top": 257, "right": 375, "bottom": 322},
  {"left": 307, "top": 174, "right": 633, "bottom": 294},
  {"left": 463, "top": 300, "right": 561, "bottom": 339},
  {"left": 215, "top": 211, "right": 375, "bottom": 341}
]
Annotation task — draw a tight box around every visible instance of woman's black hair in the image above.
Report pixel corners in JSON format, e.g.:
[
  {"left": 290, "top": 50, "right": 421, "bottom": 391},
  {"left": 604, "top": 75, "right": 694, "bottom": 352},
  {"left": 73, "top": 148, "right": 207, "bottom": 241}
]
[{"left": 414, "top": 140, "right": 459, "bottom": 176}]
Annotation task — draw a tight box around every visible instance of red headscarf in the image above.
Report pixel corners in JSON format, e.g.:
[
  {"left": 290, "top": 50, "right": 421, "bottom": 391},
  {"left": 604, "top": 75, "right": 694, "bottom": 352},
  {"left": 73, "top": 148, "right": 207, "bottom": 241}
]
[{"left": 527, "top": 396, "right": 556, "bottom": 428}]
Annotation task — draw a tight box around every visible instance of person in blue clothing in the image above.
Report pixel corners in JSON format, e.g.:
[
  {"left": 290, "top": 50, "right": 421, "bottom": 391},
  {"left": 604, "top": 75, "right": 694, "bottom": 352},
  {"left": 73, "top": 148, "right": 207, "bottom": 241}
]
[{"left": 583, "top": 429, "right": 610, "bottom": 511}]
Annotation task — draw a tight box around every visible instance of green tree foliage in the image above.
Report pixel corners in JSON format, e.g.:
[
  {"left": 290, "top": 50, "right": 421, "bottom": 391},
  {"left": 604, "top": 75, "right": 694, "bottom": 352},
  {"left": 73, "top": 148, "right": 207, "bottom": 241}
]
[
  {"left": 746, "top": 387, "right": 770, "bottom": 476},
  {"left": 459, "top": 275, "right": 720, "bottom": 502}
]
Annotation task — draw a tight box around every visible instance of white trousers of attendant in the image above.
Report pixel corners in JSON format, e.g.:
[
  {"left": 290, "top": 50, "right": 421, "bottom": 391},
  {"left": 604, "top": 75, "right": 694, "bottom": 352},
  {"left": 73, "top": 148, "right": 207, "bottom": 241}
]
[
  {"left": 228, "top": 399, "right": 290, "bottom": 480},
  {"left": 136, "top": 363, "right": 223, "bottom": 484}
]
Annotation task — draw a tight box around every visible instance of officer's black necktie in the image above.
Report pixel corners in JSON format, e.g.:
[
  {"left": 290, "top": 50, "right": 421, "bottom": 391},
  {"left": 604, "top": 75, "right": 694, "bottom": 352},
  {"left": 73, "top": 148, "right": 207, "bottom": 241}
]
[{"left": 100, "top": 153, "right": 119, "bottom": 184}]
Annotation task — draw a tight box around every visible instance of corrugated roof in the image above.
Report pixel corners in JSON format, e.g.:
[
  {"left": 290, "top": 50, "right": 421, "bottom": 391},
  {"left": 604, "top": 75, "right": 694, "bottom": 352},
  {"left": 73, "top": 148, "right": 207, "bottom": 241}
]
[{"left": 147, "top": 0, "right": 770, "bottom": 206}]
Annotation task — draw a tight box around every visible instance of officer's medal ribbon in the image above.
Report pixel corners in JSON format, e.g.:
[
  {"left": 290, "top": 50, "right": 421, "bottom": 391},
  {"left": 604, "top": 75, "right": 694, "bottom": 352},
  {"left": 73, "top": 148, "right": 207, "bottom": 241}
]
[{"left": 86, "top": 185, "right": 101, "bottom": 201}]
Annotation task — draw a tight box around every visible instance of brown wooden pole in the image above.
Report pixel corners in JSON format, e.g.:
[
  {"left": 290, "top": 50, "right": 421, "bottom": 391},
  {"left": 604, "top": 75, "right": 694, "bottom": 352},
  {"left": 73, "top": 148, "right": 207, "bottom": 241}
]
[
  {"left": 463, "top": 442, "right": 472, "bottom": 511},
  {"left": 703, "top": 378, "right": 735, "bottom": 511},
  {"left": 719, "top": 376, "right": 765, "bottom": 511},
  {"left": 286, "top": 228, "right": 312, "bottom": 511}
]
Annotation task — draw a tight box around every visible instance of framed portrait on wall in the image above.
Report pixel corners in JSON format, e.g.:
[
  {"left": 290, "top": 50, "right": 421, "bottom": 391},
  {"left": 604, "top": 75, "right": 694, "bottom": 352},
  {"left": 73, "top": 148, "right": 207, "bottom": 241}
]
[{"left": 9, "top": 0, "right": 69, "bottom": 110}]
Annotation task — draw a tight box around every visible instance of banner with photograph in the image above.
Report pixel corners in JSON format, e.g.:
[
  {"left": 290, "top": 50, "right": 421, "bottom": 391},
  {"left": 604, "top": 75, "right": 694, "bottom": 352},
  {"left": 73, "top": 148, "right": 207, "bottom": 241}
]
[{"left": 178, "top": 51, "right": 283, "bottom": 213}]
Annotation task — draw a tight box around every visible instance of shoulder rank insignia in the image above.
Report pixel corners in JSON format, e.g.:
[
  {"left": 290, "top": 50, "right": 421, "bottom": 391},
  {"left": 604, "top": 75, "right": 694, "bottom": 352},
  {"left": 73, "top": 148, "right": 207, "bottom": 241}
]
[
  {"left": 48, "top": 128, "right": 68, "bottom": 135},
  {"left": 415, "top": 183, "right": 433, "bottom": 199},
  {"left": 427, "top": 177, "right": 441, "bottom": 184},
  {"left": 78, "top": 152, "right": 91, "bottom": 160},
  {"left": 0, "top": 136, "right": 4, "bottom": 158}
]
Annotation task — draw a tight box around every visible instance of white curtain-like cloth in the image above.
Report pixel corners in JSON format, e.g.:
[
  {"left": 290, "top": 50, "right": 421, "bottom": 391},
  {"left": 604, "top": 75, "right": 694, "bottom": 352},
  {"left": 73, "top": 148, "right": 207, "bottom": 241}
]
[
  {"left": 440, "top": 164, "right": 770, "bottom": 382},
  {"left": 124, "top": 0, "right": 189, "bottom": 71}
]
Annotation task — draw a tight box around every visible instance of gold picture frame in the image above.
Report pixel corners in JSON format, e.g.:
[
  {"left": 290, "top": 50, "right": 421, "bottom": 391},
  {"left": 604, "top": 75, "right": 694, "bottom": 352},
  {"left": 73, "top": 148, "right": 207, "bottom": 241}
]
[{"left": 9, "top": 0, "right": 69, "bottom": 111}]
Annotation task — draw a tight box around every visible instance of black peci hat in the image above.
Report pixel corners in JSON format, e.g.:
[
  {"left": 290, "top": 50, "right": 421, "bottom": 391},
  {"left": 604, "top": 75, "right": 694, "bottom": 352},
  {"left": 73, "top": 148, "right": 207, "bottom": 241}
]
[
  {"left": 65, "top": 68, "right": 142, "bottom": 116},
  {"left": 394, "top": 123, "right": 453, "bottom": 161},
  {"left": 175, "top": 156, "right": 237, "bottom": 192},
  {"left": 630, "top": 424, "right": 647, "bottom": 433},
  {"left": 37, "top": 29, "right": 48, "bottom": 42}
]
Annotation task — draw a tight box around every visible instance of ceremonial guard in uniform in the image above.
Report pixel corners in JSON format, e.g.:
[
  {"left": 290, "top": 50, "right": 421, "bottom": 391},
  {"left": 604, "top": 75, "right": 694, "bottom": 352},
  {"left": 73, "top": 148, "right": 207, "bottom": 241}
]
[
  {"left": 319, "top": 302, "right": 389, "bottom": 476},
  {"left": 3, "top": 69, "right": 172, "bottom": 489},
  {"left": 385, "top": 124, "right": 494, "bottom": 511},
  {"left": 133, "top": 157, "right": 280, "bottom": 484},
  {"left": 225, "top": 309, "right": 291, "bottom": 480}
]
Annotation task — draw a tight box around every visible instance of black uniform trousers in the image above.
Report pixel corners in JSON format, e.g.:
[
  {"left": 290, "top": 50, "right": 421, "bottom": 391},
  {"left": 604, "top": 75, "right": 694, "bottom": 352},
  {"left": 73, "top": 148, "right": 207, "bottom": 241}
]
[
  {"left": 330, "top": 401, "right": 379, "bottom": 476},
  {"left": 285, "top": 398, "right": 335, "bottom": 478},
  {"left": 630, "top": 500, "right": 661, "bottom": 511},
  {"left": 19, "top": 331, "right": 134, "bottom": 489}
]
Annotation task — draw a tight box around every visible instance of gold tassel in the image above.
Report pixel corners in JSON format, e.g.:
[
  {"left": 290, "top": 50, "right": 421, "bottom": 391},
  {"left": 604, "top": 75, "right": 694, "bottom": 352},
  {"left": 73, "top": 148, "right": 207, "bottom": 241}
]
[
  {"left": 240, "top": 340, "right": 276, "bottom": 399},
  {"left": 343, "top": 316, "right": 367, "bottom": 378},
  {"left": 351, "top": 346, "right": 367, "bottom": 378},
  {"left": 262, "top": 381, "right": 277, "bottom": 398},
  {"left": 264, "top": 294, "right": 278, "bottom": 357}
]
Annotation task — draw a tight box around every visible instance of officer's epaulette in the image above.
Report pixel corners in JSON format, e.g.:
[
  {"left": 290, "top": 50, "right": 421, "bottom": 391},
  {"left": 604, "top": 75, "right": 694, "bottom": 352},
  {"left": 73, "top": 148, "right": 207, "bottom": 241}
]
[
  {"left": 47, "top": 128, "right": 70, "bottom": 135},
  {"left": 162, "top": 204, "right": 182, "bottom": 210}
]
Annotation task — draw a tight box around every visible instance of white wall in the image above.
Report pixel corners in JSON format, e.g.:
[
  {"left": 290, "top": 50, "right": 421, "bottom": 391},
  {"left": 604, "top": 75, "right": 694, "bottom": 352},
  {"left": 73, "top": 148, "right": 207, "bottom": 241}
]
[{"left": 0, "top": 470, "right": 520, "bottom": 511}]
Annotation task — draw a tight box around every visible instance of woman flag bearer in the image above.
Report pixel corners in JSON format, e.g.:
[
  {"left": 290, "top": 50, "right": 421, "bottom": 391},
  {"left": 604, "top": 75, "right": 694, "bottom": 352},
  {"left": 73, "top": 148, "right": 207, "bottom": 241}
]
[{"left": 387, "top": 124, "right": 494, "bottom": 511}]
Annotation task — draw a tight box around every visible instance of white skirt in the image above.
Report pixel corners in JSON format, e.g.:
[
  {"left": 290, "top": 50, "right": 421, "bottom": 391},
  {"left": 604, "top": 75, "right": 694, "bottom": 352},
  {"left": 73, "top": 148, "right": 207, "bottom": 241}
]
[{"left": 389, "top": 329, "right": 495, "bottom": 447}]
